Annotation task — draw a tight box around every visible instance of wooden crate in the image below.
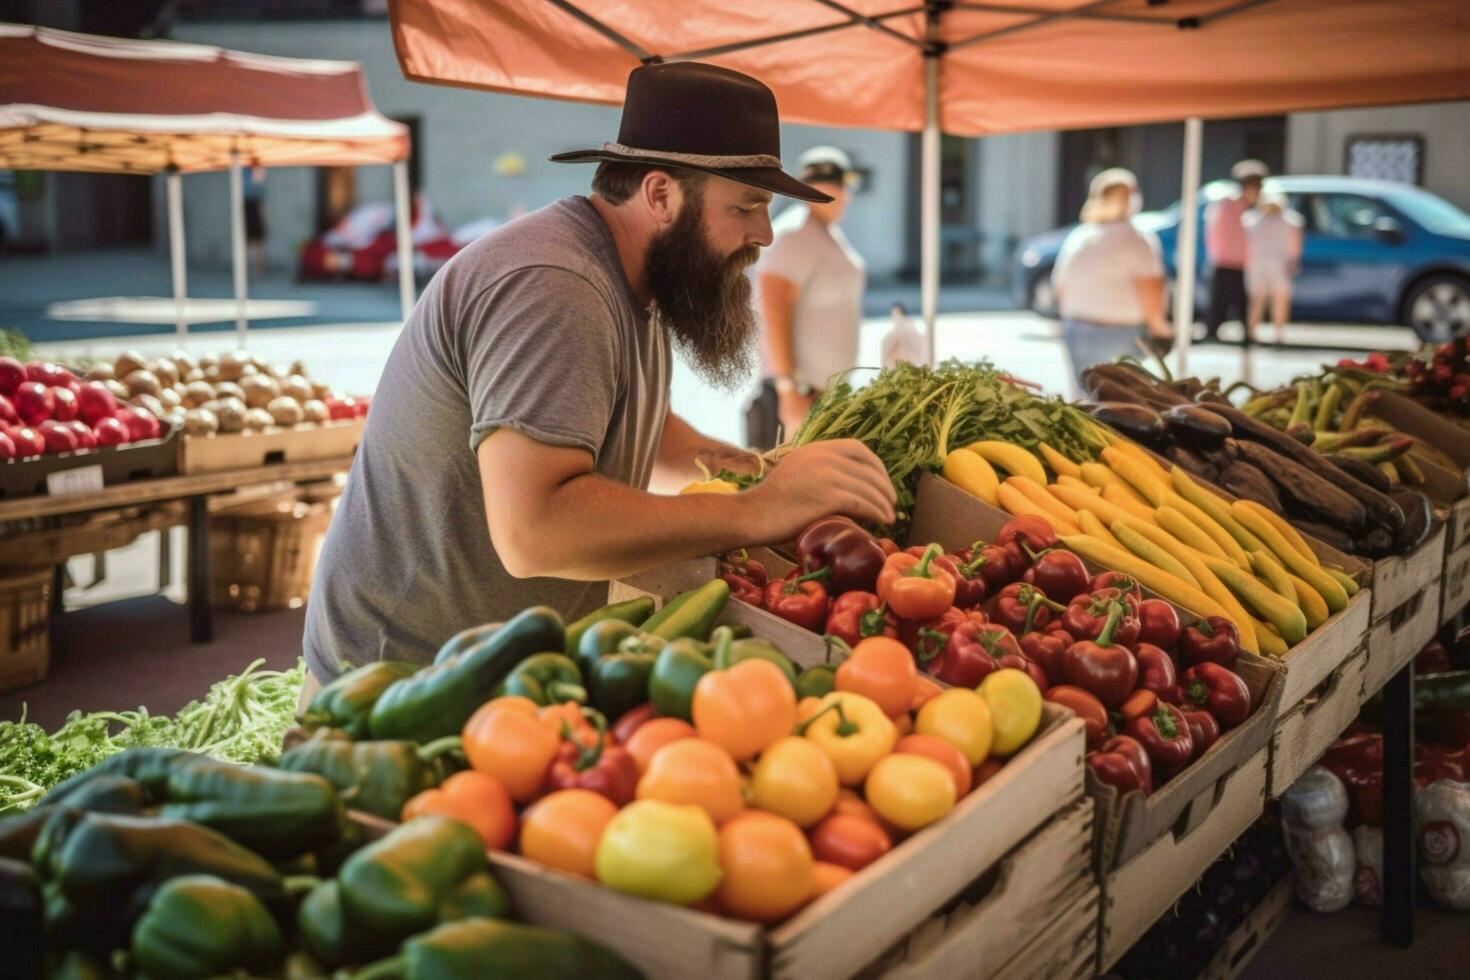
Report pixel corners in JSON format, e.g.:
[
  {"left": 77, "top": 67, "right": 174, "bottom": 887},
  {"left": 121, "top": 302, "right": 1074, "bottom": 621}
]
[
  {"left": 0, "top": 503, "right": 184, "bottom": 567},
  {"left": 866, "top": 799, "right": 1096, "bottom": 980},
  {"left": 209, "top": 494, "right": 335, "bottom": 611},
  {"left": 1368, "top": 524, "right": 1446, "bottom": 626},
  {"left": 482, "top": 706, "right": 1086, "bottom": 980},
  {"left": 1448, "top": 496, "right": 1470, "bottom": 556},
  {"left": 179, "top": 418, "right": 364, "bottom": 474},
  {"left": 991, "top": 882, "right": 1098, "bottom": 980},
  {"left": 0, "top": 567, "right": 54, "bottom": 692},
  {"left": 1099, "top": 748, "right": 1270, "bottom": 972},
  {"left": 1270, "top": 645, "right": 1369, "bottom": 797},
  {"left": 1442, "top": 518, "right": 1470, "bottom": 625},
  {"left": 1361, "top": 582, "right": 1441, "bottom": 701},
  {"left": 1197, "top": 877, "right": 1294, "bottom": 980}
]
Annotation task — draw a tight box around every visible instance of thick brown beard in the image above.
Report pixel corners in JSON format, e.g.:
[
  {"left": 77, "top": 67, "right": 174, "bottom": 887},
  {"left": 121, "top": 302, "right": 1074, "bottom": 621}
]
[{"left": 645, "top": 190, "right": 760, "bottom": 391}]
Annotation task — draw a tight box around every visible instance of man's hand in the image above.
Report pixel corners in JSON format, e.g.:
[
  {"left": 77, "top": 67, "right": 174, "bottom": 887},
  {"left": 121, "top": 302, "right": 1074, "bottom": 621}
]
[
  {"left": 742, "top": 439, "right": 896, "bottom": 542},
  {"left": 778, "top": 389, "right": 815, "bottom": 440}
]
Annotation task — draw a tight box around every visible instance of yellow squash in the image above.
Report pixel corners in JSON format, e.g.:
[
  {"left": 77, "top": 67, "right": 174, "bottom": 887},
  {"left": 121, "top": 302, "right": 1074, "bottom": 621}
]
[
  {"left": 1203, "top": 556, "right": 1308, "bottom": 645},
  {"left": 1059, "top": 534, "right": 1230, "bottom": 621},
  {"left": 1101, "top": 482, "right": 1158, "bottom": 522},
  {"left": 1168, "top": 468, "right": 1264, "bottom": 564},
  {"left": 1005, "top": 476, "right": 1080, "bottom": 527},
  {"left": 1109, "top": 520, "right": 1200, "bottom": 589},
  {"left": 1077, "top": 509, "right": 1124, "bottom": 550},
  {"left": 1101, "top": 447, "right": 1169, "bottom": 506},
  {"left": 997, "top": 482, "right": 1080, "bottom": 535},
  {"left": 965, "top": 441, "right": 1048, "bottom": 485},
  {"left": 1235, "top": 499, "right": 1320, "bottom": 566},
  {"left": 1038, "top": 442, "right": 1082, "bottom": 480},
  {"left": 1230, "top": 502, "right": 1348, "bottom": 613},
  {"left": 943, "top": 448, "right": 999, "bottom": 504},
  {"left": 1079, "top": 462, "right": 1122, "bottom": 490},
  {"left": 1154, "top": 505, "right": 1229, "bottom": 561},
  {"left": 1287, "top": 573, "right": 1330, "bottom": 631}
]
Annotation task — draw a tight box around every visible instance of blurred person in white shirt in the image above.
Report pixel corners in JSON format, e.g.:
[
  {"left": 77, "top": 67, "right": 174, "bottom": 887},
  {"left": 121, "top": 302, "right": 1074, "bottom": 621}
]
[
  {"left": 1243, "top": 190, "right": 1304, "bottom": 346},
  {"left": 1051, "top": 168, "right": 1172, "bottom": 395}
]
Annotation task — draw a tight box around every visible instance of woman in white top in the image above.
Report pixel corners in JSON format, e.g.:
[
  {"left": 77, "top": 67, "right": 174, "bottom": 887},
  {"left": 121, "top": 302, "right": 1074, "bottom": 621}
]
[
  {"left": 1243, "top": 191, "right": 1304, "bottom": 345},
  {"left": 1051, "top": 168, "right": 1173, "bottom": 395}
]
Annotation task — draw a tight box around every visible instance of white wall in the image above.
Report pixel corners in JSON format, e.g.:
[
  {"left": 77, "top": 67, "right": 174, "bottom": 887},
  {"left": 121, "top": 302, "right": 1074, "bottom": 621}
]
[
  {"left": 1287, "top": 101, "right": 1470, "bottom": 211},
  {"left": 978, "top": 131, "right": 1060, "bottom": 272}
]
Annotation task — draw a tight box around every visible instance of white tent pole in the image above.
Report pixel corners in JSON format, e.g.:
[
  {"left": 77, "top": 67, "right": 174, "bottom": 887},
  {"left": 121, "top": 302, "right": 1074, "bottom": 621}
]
[
  {"left": 393, "top": 159, "right": 415, "bottom": 321},
  {"left": 920, "top": 52, "right": 940, "bottom": 366},
  {"left": 229, "top": 156, "right": 248, "bottom": 339},
  {"left": 1173, "top": 117, "right": 1203, "bottom": 379},
  {"left": 167, "top": 171, "right": 188, "bottom": 340}
]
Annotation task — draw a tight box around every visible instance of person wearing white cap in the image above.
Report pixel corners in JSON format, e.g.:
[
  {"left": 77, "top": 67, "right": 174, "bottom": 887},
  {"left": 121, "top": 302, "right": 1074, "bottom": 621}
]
[
  {"left": 1204, "top": 159, "right": 1270, "bottom": 342},
  {"left": 1243, "top": 188, "right": 1304, "bottom": 345},
  {"left": 1050, "top": 167, "right": 1172, "bottom": 394},
  {"left": 747, "top": 146, "right": 866, "bottom": 448}
]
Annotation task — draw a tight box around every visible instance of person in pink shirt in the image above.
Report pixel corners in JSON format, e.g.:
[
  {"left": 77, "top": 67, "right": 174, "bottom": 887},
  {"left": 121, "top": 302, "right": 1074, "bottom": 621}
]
[{"left": 1203, "top": 159, "right": 1268, "bottom": 342}]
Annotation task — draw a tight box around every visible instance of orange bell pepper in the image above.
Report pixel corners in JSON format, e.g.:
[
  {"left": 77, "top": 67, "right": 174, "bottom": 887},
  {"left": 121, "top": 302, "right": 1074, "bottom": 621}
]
[
  {"left": 835, "top": 636, "right": 917, "bottom": 718},
  {"left": 462, "top": 696, "right": 561, "bottom": 802},
  {"left": 876, "top": 543, "right": 956, "bottom": 620},
  {"left": 692, "top": 659, "right": 797, "bottom": 762},
  {"left": 401, "top": 769, "right": 517, "bottom": 850}
]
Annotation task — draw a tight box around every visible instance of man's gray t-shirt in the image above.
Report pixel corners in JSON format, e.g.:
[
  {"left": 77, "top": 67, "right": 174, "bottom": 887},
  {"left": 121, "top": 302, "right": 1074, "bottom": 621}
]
[{"left": 303, "top": 196, "right": 670, "bottom": 681}]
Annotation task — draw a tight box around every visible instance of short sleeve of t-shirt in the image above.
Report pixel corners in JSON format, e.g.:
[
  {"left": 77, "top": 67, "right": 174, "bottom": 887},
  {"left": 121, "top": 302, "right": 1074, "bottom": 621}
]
[
  {"left": 759, "top": 223, "right": 819, "bottom": 288},
  {"left": 1127, "top": 228, "right": 1165, "bottom": 278},
  {"left": 461, "top": 266, "right": 623, "bottom": 461}
]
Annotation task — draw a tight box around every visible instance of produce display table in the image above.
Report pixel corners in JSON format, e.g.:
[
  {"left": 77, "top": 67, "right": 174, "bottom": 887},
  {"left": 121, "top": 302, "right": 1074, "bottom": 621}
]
[{"left": 0, "top": 457, "right": 353, "bottom": 643}]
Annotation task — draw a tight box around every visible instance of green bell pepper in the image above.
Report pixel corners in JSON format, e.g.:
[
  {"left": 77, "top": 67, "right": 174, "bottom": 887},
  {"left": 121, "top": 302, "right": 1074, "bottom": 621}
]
[
  {"left": 640, "top": 580, "right": 730, "bottom": 641},
  {"left": 577, "top": 620, "right": 664, "bottom": 720},
  {"left": 47, "top": 950, "right": 114, "bottom": 980},
  {"left": 0, "top": 805, "right": 53, "bottom": 860},
  {"left": 795, "top": 664, "right": 837, "bottom": 699},
  {"left": 1, "top": 856, "right": 42, "bottom": 979},
  {"left": 131, "top": 874, "right": 283, "bottom": 980},
  {"left": 715, "top": 635, "right": 798, "bottom": 686},
  {"left": 433, "top": 623, "right": 500, "bottom": 666},
  {"left": 158, "top": 757, "right": 342, "bottom": 859},
  {"left": 41, "top": 747, "right": 192, "bottom": 806},
  {"left": 370, "top": 607, "right": 565, "bottom": 742},
  {"left": 301, "top": 816, "right": 509, "bottom": 967},
  {"left": 497, "top": 652, "right": 588, "bottom": 705},
  {"left": 277, "top": 730, "right": 460, "bottom": 822},
  {"left": 353, "top": 918, "right": 643, "bottom": 980},
  {"left": 298, "top": 660, "right": 420, "bottom": 738},
  {"left": 649, "top": 629, "right": 728, "bottom": 721},
  {"left": 564, "top": 596, "right": 656, "bottom": 657}
]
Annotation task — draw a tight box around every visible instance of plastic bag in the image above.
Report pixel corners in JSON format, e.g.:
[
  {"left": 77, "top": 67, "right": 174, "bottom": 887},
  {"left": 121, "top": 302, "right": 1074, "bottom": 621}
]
[
  {"left": 1283, "top": 766, "right": 1354, "bottom": 912},
  {"left": 1417, "top": 779, "right": 1470, "bottom": 910},
  {"left": 1352, "top": 824, "right": 1382, "bottom": 908},
  {"left": 1282, "top": 766, "right": 1349, "bottom": 830}
]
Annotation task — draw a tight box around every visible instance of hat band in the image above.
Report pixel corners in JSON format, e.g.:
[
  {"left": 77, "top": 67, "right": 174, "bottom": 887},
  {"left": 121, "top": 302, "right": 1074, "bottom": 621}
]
[{"left": 600, "top": 141, "right": 782, "bottom": 170}]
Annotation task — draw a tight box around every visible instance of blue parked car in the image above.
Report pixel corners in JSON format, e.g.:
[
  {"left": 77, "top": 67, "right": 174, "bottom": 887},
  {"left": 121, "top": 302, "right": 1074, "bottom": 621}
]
[{"left": 1012, "top": 176, "right": 1470, "bottom": 342}]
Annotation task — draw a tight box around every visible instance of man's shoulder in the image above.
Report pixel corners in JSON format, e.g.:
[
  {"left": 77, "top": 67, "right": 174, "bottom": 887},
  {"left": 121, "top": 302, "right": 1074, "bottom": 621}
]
[{"left": 440, "top": 197, "right": 621, "bottom": 301}]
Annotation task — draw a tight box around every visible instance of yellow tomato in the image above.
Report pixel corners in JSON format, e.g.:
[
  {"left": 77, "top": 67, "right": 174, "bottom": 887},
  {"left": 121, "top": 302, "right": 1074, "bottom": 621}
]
[
  {"left": 978, "top": 668, "right": 1043, "bottom": 758},
  {"left": 751, "top": 736, "right": 840, "bottom": 828},
  {"left": 864, "top": 754, "right": 957, "bottom": 831},
  {"left": 915, "top": 689, "right": 993, "bottom": 766}
]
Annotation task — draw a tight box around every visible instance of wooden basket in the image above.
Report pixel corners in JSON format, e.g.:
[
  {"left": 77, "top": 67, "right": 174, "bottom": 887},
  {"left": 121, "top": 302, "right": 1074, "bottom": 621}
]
[
  {"left": 0, "top": 567, "right": 54, "bottom": 692},
  {"left": 209, "top": 494, "right": 335, "bottom": 611}
]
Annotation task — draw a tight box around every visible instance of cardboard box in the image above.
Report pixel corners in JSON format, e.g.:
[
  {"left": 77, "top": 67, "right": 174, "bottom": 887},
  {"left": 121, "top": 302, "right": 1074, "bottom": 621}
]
[
  {"left": 1099, "top": 748, "right": 1269, "bottom": 972},
  {"left": 1361, "top": 583, "right": 1441, "bottom": 700},
  {"left": 178, "top": 417, "right": 364, "bottom": 474},
  {"left": 480, "top": 705, "right": 1085, "bottom": 980},
  {"left": 1269, "top": 645, "right": 1368, "bottom": 797},
  {"left": 866, "top": 799, "right": 1096, "bottom": 980}
]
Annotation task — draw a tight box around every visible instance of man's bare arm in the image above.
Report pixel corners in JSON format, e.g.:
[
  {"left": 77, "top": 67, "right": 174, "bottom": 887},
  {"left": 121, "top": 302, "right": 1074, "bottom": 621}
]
[
  {"left": 478, "top": 428, "right": 895, "bottom": 581},
  {"left": 650, "top": 410, "right": 761, "bottom": 493}
]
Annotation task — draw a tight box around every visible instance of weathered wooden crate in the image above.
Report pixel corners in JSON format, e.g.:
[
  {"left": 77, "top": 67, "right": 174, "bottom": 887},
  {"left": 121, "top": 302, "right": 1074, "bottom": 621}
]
[
  {"left": 1441, "top": 508, "right": 1470, "bottom": 624},
  {"left": 1197, "top": 877, "right": 1294, "bottom": 980},
  {"left": 991, "top": 877, "right": 1098, "bottom": 980},
  {"left": 865, "top": 799, "right": 1096, "bottom": 980},
  {"left": 0, "top": 566, "right": 54, "bottom": 692},
  {"left": 1368, "top": 524, "right": 1445, "bottom": 626},
  {"left": 179, "top": 418, "right": 364, "bottom": 474},
  {"left": 0, "top": 502, "right": 184, "bottom": 567},
  {"left": 481, "top": 706, "right": 1085, "bottom": 980},
  {"left": 1361, "top": 583, "right": 1441, "bottom": 701},
  {"left": 1099, "top": 748, "right": 1269, "bottom": 972},
  {"left": 1270, "top": 645, "right": 1369, "bottom": 797}
]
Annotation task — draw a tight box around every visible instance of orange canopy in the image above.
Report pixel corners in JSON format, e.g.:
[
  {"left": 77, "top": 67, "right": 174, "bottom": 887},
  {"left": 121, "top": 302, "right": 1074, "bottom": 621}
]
[
  {"left": 0, "top": 23, "right": 409, "bottom": 174},
  {"left": 388, "top": 0, "right": 1470, "bottom": 136}
]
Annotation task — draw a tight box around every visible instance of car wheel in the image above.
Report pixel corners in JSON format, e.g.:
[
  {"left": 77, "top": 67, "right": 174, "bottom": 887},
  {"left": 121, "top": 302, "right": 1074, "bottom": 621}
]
[
  {"left": 1405, "top": 273, "right": 1470, "bottom": 343},
  {"left": 1029, "top": 269, "right": 1058, "bottom": 319}
]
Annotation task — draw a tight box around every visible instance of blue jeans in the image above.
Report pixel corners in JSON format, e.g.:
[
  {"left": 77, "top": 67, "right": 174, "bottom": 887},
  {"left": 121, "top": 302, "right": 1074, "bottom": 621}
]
[{"left": 1060, "top": 318, "right": 1146, "bottom": 397}]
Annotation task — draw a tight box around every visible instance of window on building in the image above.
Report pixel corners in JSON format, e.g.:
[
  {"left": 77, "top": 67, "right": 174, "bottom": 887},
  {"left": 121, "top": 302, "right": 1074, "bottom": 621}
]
[{"left": 1345, "top": 136, "right": 1423, "bottom": 185}]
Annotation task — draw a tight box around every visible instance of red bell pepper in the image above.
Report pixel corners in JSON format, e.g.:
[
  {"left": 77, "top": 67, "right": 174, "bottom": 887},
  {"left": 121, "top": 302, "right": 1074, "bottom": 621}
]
[
  {"left": 796, "top": 517, "right": 887, "bottom": 594},
  {"left": 1136, "top": 599, "right": 1182, "bottom": 651},
  {"left": 1180, "top": 662, "right": 1252, "bottom": 728},
  {"left": 1180, "top": 709, "right": 1221, "bottom": 759},
  {"left": 1047, "top": 685, "right": 1111, "bottom": 749},
  {"left": 610, "top": 703, "right": 657, "bottom": 745},
  {"left": 825, "top": 591, "right": 898, "bottom": 648},
  {"left": 1346, "top": 768, "right": 1384, "bottom": 827},
  {"left": 877, "top": 543, "right": 957, "bottom": 620},
  {"left": 1060, "top": 590, "right": 1141, "bottom": 647},
  {"left": 1416, "top": 743, "right": 1467, "bottom": 788},
  {"left": 901, "top": 606, "right": 984, "bottom": 667},
  {"left": 1116, "top": 688, "right": 1158, "bottom": 724},
  {"left": 996, "top": 515, "right": 1058, "bottom": 554},
  {"left": 1087, "top": 735, "right": 1153, "bottom": 795},
  {"left": 992, "top": 582, "right": 1066, "bottom": 635},
  {"left": 1126, "top": 701, "right": 1195, "bottom": 780},
  {"left": 1178, "top": 617, "right": 1240, "bottom": 670},
  {"left": 1416, "top": 640, "right": 1453, "bottom": 675},
  {"left": 1021, "top": 550, "right": 1091, "bottom": 604},
  {"left": 1021, "top": 628, "right": 1072, "bottom": 688},
  {"left": 1134, "top": 642, "right": 1179, "bottom": 702},
  {"left": 1089, "top": 571, "right": 1142, "bottom": 600},
  {"left": 720, "top": 550, "right": 767, "bottom": 606},
  {"left": 877, "top": 537, "right": 900, "bottom": 555},
  {"left": 930, "top": 620, "right": 1044, "bottom": 688},
  {"left": 763, "top": 568, "right": 833, "bottom": 632},
  {"left": 1062, "top": 601, "right": 1139, "bottom": 708},
  {"left": 547, "top": 715, "right": 641, "bottom": 805},
  {"left": 955, "top": 539, "right": 1022, "bottom": 594}
]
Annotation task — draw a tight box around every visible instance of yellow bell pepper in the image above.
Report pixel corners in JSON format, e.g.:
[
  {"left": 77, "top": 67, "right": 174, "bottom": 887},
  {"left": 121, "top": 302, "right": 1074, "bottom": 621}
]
[
  {"left": 799, "top": 692, "right": 897, "bottom": 786},
  {"left": 915, "top": 689, "right": 993, "bottom": 766},
  {"left": 680, "top": 479, "right": 738, "bottom": 495},
  {"left": 978, "top": 669, "right": 1042, "bottom": 758},
  {"left": 595, "top": 799, "right": 723, "bottom": 905}
]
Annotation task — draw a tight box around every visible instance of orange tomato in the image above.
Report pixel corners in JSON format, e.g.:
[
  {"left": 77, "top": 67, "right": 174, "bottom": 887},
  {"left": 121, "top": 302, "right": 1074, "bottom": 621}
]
[
  {"left": 810, "top": 861, "right": 854, "bottom": 900},
  {"left": 896, "top": 733, "right": 973, "bottom": 797},
  {"left": 519, "top": 789, "right": 618, "bottom": 879},
  {"left": 693, "top": 660, "right": 797, "bottom": 762},
  {"left": 796, "top": 696, "right": 825, "bottom": 724},
  {"left": 892, "top": 713, "right": 914, "bottom": 737},
  {"left": 636, "top": 737, "right": 745, "bottom": 824},
  {"left": 910, "top": 675, "right": 944, "bottom": 711},
  {"left": 716, "top": 811, "right": 815, "bottom": 923},
  {"left": 832, "top": 788, "right": 883, "bottom": 826},
  {"left": 401, "top": 770, "right": 516, "bottom": 850},
  {"left": 835, "top": 637, "right": 917, "bottom": 718},
  {"left": 463, "top": 697, "right": 561, "bottom": 802},
  {"left": 809, "top": 812, "right": 892, "bottom": 872},
  {"left": 540, "top": 701, "right": 597, "bottom": 747},
  {"left": 624, "top": 717, "right": 697, "bottom": 773}
]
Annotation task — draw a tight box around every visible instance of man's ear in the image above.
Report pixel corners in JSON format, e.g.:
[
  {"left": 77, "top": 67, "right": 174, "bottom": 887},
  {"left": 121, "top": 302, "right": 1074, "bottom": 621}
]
[{"left": 641, "top": 170, "right": 683, "bottom": 227}]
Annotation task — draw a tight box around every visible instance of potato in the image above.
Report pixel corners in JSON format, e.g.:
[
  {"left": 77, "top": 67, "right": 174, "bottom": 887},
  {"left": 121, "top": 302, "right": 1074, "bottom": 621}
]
[
  {"left": 283, "top": 374, "right": 314, "bottom": 403},
  {"left": 158, "top": 387, "right": 182, "bottom": 410},
  {"left": 124, "top": 369, "right": 162, "bottom": 398},
  {"left": 151, "top": 357, "right": 180, "bottom": 388},
  {"left": 183, "top": 407, "right": 219, "bottom": 436},
  {"left": 214, "top": 381, "right": 244, "bottom": 402},
  {"left": 240, "top": 362, "right": 259, "bottom": 378},
  {"left": 182, "top": 380, "right": 216, "bottom": 408},
  {"left": 201, "top": 365, "right": 218, "bottom": 382},
  {"left": 245, "top": 407, "right": 275, "bottom": 430},
  {"left": 105, "top": 379, "right": 130, "bottom": 401},
  {"left": 240, "top": 374, "right": 280, "bottom": 409},
  {"left": 130, "top": 393, "right": 165, "bottom": 419},
  {"left": 302, "top": 398, "right": 329, "bottom": 424},
  {"left": 114, "top": 350, "right": 148, "bottom": 379},
  {"left": 172, "top": 350, "right": 198, "bottom": 374},
  {"left": 85, "top": 363, "right": 115, "bottom": 382},
  {"left": 216, "top": 351, "right": 246, "bottom": 382},
  {"left": 311, "top": 380, "right": 332, "bottom": 401},
  {"left": 215, "top": 397, "right": 248, "bottom": 433},
  {"left": 267, "top": 396, "right": 305, "bottom": 426}
]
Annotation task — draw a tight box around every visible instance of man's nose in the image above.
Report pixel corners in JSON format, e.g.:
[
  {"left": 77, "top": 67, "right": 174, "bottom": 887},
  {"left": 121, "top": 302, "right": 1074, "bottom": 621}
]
[{"left": 749, "top": 210, "right": 773, "bottom": 248}]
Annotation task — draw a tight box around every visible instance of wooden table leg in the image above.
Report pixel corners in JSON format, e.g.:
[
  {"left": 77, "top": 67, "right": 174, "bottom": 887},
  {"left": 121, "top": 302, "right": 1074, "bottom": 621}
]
[
  {"left": 1381, "top": 662, "right": 1415, "bottom": 947},
  {"left": 187, "top": 495, "right": 213, "bottom": 643}
]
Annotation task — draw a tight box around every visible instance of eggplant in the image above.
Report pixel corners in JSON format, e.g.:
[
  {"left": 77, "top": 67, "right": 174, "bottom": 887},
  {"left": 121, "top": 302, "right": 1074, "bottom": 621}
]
[
  {"left": 1294, "top": 520, "right": 1356, "bottom": 554},
  {"left": 1161, "top": 404, "right": 1232, "bottom": 448},
  {"left": 1389, "top": 488, "right": 1434, "bottom": 554},
  {"left": 1166, "top": 444, "right": 1218, "bottom": 481},
  {"left": 1355, "top": 526, "right": 1395, "bottom": 558},
  {"left": 1194, "top": 388, "right": 1231, "bottom": 405},
  {"left": 1327, "top": 454, "right": 1393, "bottom": 494},
  {"left": 1088, "top": 402, "right": 1167, "bottom": 447},
  {"left": 1228, "top": 439, "right": 1368, "bottom": 532},
  {"left": 1218, "top": 460, "right": 1284, "bottom": 513},
  {"left": 1089, "top": 363, "right": 1191, "bottom": 407},
  {"left": 1084, "top": 375, "right": 1157, "bottom": 408}
]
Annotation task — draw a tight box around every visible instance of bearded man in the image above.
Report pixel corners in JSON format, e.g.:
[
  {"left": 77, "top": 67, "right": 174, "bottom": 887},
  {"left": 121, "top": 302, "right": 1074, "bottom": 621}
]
[{"left": 303, "top": 62, "right": 895, "bottom": 685}]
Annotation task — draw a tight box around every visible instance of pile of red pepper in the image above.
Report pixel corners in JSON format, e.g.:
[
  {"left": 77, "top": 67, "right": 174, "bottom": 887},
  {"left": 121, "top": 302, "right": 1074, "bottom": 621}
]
[
  {"left": 1319, "top": 727, "right": 1470, "bottom": 827},
  {"left": 723, "top": 515, "right": 1257, "bottom": 798}
]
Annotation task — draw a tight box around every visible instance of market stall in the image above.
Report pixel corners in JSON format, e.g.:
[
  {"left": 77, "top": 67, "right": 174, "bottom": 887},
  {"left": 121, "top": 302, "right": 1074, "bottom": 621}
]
[{"left": 0, "top": 24, "right": 414, "bottom": 334}]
